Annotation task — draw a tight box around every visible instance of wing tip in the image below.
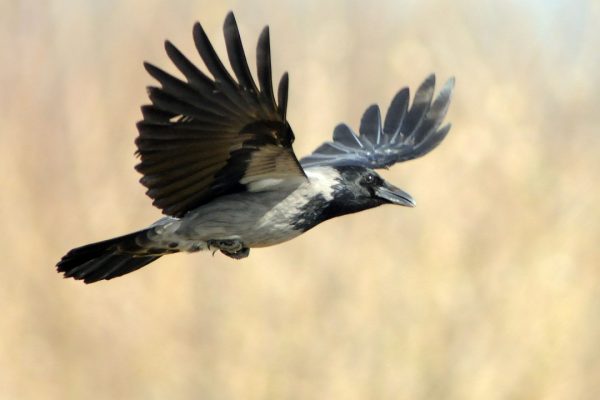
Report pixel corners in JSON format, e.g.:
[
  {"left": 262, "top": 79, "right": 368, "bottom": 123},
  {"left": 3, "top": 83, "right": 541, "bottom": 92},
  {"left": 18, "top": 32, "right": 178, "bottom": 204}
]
[
  {"left": 277, "top": 72, "right": 289, "bottom": 118},
  {"left": 424, "top": 73, "right": 436, "bottom": 87},
  {"left": 164, "top": 39, "right": 177, "bottom": 55},
  {"left": 223, "top": 11, "right": 238, "bottom": 35},
  {"left": 441, "top": 76, "right": 456, "bottom": 98},
  {"left": 143, "top": 61, "right": 158, "bottom": 76},
  {"left": 192, "top": 21, "right": 203, "bottom": 34},
  {"left": 422, "top": 74, "right": 436, "bottom": 93},
  {"left": 259, "top": 25, "right": 270, "bottom": 41},
  {"left": 257, "top": 26, "right": 271, "bottom": 58},
  {"left": 224, "top": 11, "right": 236, "bottom": 24},
  {"left": 192, "top": 21, "right": 209, "bottom": 49}
]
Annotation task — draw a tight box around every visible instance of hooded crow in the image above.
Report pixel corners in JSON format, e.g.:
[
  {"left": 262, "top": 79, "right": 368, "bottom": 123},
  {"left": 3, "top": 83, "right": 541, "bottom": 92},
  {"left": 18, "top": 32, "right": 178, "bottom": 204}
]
[{"left": 56, "top": 12, "right": 454, "bottom": 283}]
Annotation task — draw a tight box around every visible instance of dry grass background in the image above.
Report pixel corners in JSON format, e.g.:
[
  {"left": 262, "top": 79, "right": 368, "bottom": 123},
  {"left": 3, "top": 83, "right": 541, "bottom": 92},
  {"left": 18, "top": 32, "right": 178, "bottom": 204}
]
[{"left": 1, "top": 0, "right": 599, "bottom": 399}]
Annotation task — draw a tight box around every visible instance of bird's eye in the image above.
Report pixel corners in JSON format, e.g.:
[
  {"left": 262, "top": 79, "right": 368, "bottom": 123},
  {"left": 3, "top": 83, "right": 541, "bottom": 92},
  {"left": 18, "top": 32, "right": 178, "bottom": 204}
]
[{"left": 365, "top": 174, "right": 375, "bottom": 184}]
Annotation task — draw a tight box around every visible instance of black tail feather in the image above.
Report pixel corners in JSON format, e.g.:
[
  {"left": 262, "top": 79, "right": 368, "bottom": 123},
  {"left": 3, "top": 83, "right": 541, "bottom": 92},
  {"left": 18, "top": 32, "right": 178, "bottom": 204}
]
[{"left": 57, "top": 230, "right": 163, "bottom": 284}]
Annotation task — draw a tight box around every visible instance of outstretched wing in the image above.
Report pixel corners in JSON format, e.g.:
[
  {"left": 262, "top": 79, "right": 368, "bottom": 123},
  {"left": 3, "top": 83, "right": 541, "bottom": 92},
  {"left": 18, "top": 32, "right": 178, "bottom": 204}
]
[
  {"left": 300, "top": 75, "right": 454, "bottom": 169},
  {"left": 136, "top": 12, "right": 306, "bottom": 218}
]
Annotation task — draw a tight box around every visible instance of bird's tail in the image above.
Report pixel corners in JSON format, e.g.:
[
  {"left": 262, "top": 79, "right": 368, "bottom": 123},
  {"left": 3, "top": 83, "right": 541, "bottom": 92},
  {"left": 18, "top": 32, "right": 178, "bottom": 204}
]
[{"left": 56, "top": 228, "right": 172, "bottom": 284}]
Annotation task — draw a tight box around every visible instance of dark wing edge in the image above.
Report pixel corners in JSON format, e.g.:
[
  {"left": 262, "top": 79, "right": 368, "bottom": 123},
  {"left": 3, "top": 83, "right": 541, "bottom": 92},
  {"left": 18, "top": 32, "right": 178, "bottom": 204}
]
[
  {"left": 136, "top": 12, "right": 306, "bottom": 218},
  {"left": 300, "top": 74, "right": 455, "bottom": 169}
]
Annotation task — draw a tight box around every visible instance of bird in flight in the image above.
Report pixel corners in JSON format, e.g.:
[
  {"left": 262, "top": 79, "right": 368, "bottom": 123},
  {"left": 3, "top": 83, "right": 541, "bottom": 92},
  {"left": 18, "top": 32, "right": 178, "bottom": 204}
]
[{"left": 56, "top": 12, "right": 455, "bottom": 283}]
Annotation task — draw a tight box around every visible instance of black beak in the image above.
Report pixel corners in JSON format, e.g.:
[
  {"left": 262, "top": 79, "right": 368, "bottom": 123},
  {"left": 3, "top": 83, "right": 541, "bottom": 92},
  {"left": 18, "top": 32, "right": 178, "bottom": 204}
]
[{"left": 375, "top": 181, "right": 416, "bottom": 207}]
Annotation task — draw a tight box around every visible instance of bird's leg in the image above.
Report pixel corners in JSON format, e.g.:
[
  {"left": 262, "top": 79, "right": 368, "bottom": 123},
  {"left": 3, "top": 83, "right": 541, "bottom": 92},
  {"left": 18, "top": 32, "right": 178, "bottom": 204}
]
[{"left": 206, "top": 239, "right": 250, "bottom": 259}]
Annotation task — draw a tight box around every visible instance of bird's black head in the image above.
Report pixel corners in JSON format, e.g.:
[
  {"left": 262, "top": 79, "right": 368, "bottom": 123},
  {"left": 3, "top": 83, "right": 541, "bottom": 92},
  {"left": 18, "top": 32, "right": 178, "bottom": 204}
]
[
  {"left": 290, "top": 165, "right": 416, "bottom": 232},
  {"left": 327, "top": 166, "right": 415, "bottom": 217}
]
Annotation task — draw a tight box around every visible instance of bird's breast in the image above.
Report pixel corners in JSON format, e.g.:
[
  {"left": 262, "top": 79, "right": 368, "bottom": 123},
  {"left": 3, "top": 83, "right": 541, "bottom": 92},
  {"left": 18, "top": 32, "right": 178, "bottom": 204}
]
[{"left": 175, "top": 186, "right": 323, "bottom": 248}]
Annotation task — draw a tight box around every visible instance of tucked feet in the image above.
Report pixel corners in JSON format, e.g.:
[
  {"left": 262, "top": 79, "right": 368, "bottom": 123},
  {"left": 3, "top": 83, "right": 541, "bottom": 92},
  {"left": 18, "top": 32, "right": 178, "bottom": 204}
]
[
  {"left": 221, "top": 247, "right": 250, "bottom": 259},
  {"left": 207, "top": 239, "right": 250, "bottom": 259}
]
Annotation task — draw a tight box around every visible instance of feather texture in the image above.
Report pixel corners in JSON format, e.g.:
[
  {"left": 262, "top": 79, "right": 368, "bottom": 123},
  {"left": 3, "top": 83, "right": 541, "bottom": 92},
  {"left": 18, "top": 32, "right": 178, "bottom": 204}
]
[
  {"left": 300, "top": 75, "right": 455, "bottom": 169},
  {"left": 137, "top": 12, "right": 305, "bottom": 218}
]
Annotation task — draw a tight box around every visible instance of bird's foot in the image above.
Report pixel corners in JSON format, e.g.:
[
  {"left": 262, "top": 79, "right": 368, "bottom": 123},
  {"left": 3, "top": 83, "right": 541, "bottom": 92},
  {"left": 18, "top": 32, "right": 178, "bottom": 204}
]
[
  {"left": 207, "top": 239, "right": 250, "bottom": 259},
  {"left": 207, "top": 239, "right": 243, "bottom": 253},
  {"left": 221, "top": 247, "right": 250, "bottom": 259}
]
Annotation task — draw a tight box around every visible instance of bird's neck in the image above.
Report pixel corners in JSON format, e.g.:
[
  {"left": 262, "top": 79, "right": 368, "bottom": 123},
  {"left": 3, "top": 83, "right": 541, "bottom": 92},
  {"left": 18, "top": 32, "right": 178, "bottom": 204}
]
[{"left": 291, "top": 167, "right": 379, "bottom": 232}]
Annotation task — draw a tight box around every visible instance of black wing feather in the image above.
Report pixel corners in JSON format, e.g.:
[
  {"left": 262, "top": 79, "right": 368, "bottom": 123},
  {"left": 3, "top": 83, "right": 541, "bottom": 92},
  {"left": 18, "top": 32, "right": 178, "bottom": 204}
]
[
  {"left": 164, "top": 40, "right": 244, "bottom": 116},
  {"left": 359, "top": 105, "right": 382, "bottom": 147},
  {"left": 223, "top": 13, "right": 258, "bottom": 93},
  {"left": 192, "top": 22, "right": 237, "bottom": 88},
  {"left": 137, "top": 12, "right": 305, "bottom": 218},
  {"left": 333, "top": 124, "right": 364, "bottom": 148},
  {"left": 277, "top": 72, "right": 289, "bottom": 119},
  {"left": 383, "top": 87, "right": 409, "bottom": 140},
  {"left": 402, "top": 74, "right": 436, "bottom": 139},
  {"left": 256, "top": 27, "right": 277, "bottom": 112},
  {"left": 300, "top": 75, "right": 455, "bottom": 169}
]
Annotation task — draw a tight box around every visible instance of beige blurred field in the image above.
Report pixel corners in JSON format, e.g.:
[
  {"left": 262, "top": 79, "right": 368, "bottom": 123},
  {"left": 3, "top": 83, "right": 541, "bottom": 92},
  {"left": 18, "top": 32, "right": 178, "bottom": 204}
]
[{"left": 1, "top": 0, "right": 600, "bottom": 399}]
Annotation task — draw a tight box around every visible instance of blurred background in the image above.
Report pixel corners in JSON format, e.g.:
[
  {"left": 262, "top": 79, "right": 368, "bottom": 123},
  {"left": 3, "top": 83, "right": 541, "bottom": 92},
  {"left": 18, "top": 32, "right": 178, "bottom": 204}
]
[{"left": 1, "top": 0, "right": 599, "bottom": 399}]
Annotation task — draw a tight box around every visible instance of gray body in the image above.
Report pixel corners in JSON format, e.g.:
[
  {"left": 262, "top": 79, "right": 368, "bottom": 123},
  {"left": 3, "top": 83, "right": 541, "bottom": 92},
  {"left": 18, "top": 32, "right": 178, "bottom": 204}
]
[{"left": 149, "top": 166, "right": 338, "bottom": 251}]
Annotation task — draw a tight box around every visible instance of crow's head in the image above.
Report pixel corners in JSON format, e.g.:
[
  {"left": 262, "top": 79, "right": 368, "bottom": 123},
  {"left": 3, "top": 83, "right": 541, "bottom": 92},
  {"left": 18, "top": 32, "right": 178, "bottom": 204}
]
[{"left": 328, "top": 166, "right": 415, "bottom": 216}]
